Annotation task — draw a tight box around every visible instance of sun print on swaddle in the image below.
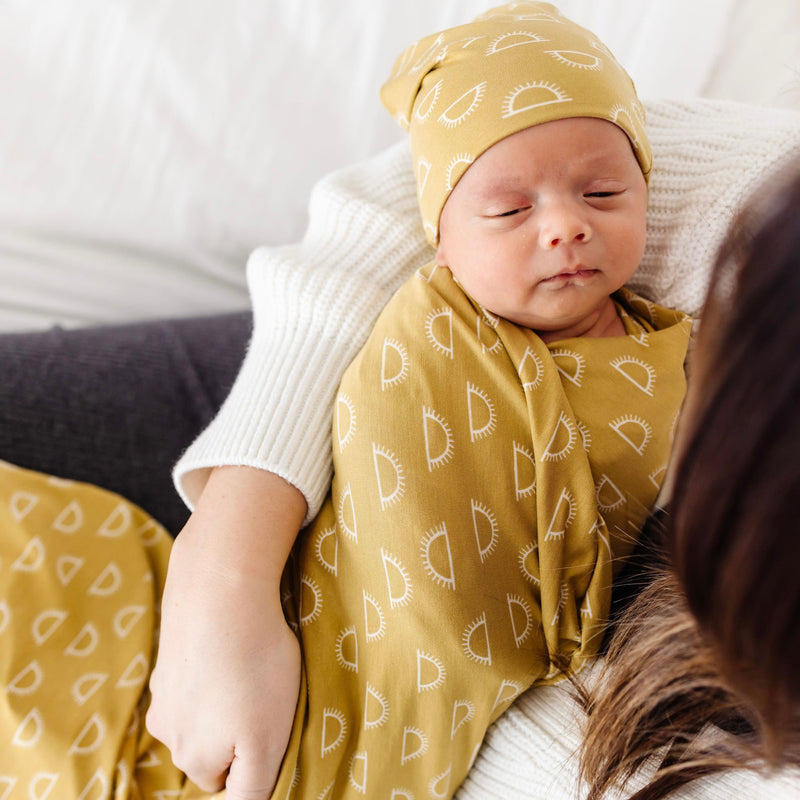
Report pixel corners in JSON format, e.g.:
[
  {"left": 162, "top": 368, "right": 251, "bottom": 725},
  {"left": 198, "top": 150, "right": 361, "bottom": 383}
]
[
  {"left": 381, "top": 338, "right": 410, "bottom": 391},
  {"left": 423, "top": 406, "right": 455, "bottom": 471},
  {"left": 610, "top": 355, "right": 657, "bottom": 396},
  {"left": 467, "top": 382, "right": 497, "bottom": 442}
]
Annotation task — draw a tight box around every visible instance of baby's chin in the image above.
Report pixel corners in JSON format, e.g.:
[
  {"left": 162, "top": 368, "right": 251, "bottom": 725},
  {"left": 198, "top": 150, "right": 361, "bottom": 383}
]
[{"left": 497, "top": 297, "right": 621, "bottom": 343}]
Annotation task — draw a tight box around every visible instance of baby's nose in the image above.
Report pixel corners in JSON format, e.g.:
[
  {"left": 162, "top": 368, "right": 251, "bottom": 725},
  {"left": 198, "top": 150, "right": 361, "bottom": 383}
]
[{"left": 539, "top": 205, "right": 591, "bottom": 248}]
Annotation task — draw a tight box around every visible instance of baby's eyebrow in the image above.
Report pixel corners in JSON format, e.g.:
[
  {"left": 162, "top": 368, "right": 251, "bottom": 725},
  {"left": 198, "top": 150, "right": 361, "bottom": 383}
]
[{"left": 474, "top": 181, "right": 527, "bottom": 200}]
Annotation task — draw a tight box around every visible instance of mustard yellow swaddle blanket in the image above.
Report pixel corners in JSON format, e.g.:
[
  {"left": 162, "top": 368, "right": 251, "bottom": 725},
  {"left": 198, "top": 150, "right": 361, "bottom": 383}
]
[
  {"left": 0, "top": 265, "right": 690, "bottom": 800},
  {"left": 274, "top": 263, "right": 691, "bottom": 798},
  {"left": 0, "top": 461, "right": 211, "bottom": 799}
]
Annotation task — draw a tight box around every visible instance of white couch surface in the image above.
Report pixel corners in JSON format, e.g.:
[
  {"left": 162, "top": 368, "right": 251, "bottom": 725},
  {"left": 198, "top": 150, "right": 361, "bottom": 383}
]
[{"left": 2, "top": 0, "right": 799, "bottom": 331}]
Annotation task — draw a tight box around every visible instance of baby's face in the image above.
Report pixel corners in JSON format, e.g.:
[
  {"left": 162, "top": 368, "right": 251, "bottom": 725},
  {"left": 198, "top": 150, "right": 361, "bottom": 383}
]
[{"left": 435, "top": 117, "right": 648, "bottom": 341}]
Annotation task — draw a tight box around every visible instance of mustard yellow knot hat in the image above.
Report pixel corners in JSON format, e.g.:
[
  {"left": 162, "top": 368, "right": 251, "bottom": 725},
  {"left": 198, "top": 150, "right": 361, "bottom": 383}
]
[{"left": 380, "top": 1, "right": 651, "bottom": 245}]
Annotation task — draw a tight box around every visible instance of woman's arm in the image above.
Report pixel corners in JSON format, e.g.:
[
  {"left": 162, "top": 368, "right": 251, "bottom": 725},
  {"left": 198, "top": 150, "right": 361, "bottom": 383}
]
[{"left": 146, "top": 466, "right": 306, "bottom": 797}]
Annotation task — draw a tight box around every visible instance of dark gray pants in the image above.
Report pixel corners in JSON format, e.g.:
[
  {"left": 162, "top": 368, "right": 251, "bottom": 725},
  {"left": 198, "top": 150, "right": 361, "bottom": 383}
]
[{"left": 0, "top": 312, "right": 251, "bottom": 535}]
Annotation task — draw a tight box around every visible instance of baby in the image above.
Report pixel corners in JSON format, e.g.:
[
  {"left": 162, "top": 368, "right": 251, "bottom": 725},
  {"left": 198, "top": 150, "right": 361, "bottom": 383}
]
[{"left": 271, "top": 3, "right": 692, "bottom": 798}]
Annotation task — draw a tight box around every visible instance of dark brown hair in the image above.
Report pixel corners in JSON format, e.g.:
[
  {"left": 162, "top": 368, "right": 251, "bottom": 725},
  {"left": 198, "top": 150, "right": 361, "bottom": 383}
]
[{"left": 581, "top": 165, "right": 800, "bottom": 799}]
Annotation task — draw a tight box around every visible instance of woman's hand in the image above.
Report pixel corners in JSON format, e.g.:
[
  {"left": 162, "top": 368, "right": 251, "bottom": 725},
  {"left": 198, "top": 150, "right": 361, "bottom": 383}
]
[{"left": 146, "top": 467, "right": 307, "bottom": 799}]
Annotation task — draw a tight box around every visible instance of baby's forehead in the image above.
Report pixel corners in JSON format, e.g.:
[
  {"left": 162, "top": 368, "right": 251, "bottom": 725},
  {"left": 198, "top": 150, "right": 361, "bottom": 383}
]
[{"left": 458, "top": 118, "right": 639, "bottom": 192}]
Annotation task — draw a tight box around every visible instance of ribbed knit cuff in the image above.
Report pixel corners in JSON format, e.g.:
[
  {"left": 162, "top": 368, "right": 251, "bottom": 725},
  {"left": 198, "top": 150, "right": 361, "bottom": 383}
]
[{"left": 174, "top": 141, "right": 433, "bottom": 523}]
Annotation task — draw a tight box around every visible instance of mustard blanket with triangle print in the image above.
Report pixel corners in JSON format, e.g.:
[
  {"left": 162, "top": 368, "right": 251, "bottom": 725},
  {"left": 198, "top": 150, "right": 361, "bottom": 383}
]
[{"left": 0, "top": 460, "right": 215, "bottom": 800}]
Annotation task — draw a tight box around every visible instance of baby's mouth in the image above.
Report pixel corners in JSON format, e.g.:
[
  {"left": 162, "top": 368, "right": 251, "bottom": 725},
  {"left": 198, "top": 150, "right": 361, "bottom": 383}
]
[{"left": 541, "top": 267, "right": 598, "bottom": 284}]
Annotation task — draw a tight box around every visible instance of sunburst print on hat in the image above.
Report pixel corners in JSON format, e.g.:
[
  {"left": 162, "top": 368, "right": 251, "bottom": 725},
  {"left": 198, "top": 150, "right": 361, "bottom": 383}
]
[{"left": 380, "top": 2, "right": 650, "bottom": 245}]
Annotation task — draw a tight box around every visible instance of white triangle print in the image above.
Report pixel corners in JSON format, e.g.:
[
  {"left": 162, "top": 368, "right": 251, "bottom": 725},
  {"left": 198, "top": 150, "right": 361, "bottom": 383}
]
[
  {"left": 64, "top": 622, "right": 99, "bottom": 657},
  {"left": 56, "top": 554, "right": 85, "bottom": 586},
  {"left": 10, "top": 490, "right": 38, "bottom": 522},
  {"left": 28, "top": 772, "right": 59, "bottom": 800},
  {"left": 116, "top": 652, "right": 148, "bottom": 688},
  {"left": 76, "top": 768, "right": 109, "bottom": 800},
  {"left": 32, "top": 608, "right": 68, "bottom": 644},
  {"left": 87, "top": 562, "right": 123, "bottom": 597},
  {"left": 68, "top": 713, "right": 106, "bottom": 756},
  {"left": 12, "top": 707, "right": 44, "bottom": 747},
  {"left": 97, "top": 502, "right": 131, "bottom": 537},
  {"left": 0, "top": 777, "right": 18, "bottom": 800},
  {"left": 52, "top": 499, "right": 83, "bottom": 533},
  {"left": 11, "top": 535, "right": 45, "bottom": 572},
  {"left": 72, "top": 672, "right": 109, "bottom": 706},
  {"left": 113, "top": 605, "right": 147, "bottom": 638},
  {"left": 6, "top": 659, "right": 43, "bottom": 696}
]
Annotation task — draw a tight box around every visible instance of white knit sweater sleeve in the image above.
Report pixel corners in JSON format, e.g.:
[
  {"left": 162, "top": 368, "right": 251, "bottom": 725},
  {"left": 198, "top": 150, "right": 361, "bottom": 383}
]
[{"left": 173, "top": 140, "right": 433, "bottom": 522}]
